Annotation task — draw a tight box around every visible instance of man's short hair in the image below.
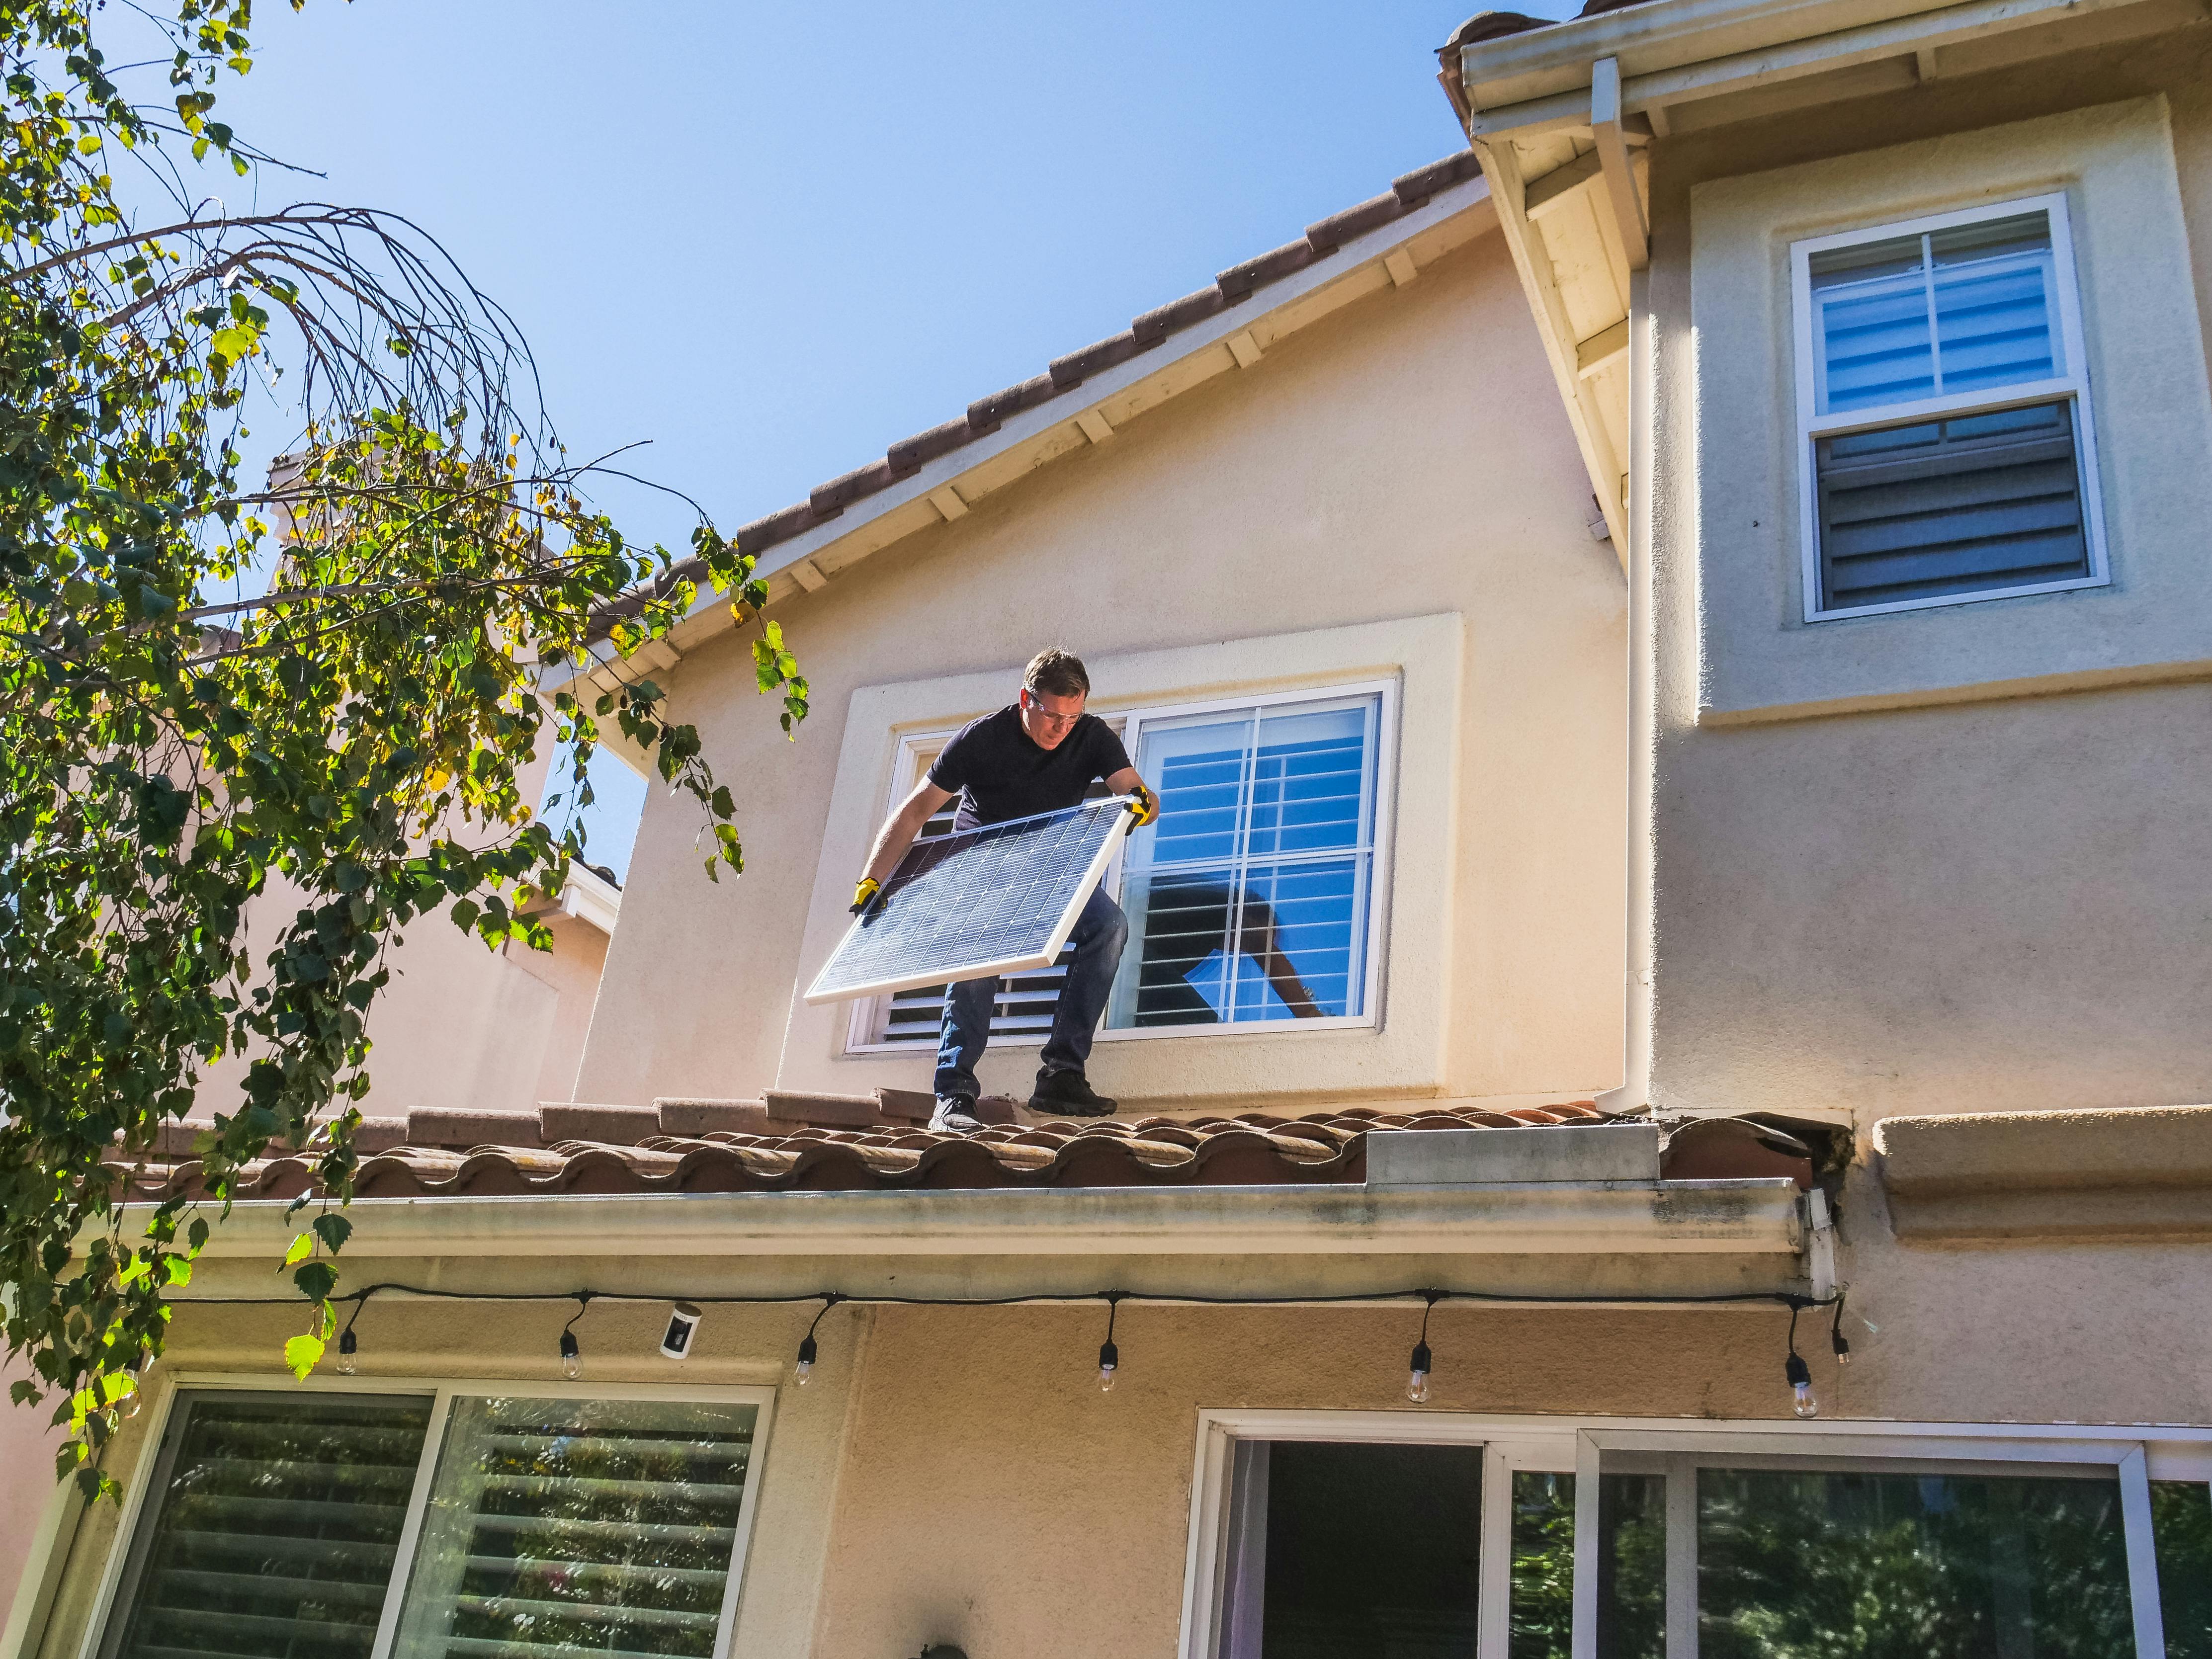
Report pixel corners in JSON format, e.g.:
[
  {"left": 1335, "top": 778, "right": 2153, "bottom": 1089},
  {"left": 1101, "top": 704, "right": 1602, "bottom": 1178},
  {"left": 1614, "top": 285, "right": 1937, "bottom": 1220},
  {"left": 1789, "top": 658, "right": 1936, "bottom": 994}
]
[{"left": 1024, "top": 648, "right": 1090, "bottom": 700}]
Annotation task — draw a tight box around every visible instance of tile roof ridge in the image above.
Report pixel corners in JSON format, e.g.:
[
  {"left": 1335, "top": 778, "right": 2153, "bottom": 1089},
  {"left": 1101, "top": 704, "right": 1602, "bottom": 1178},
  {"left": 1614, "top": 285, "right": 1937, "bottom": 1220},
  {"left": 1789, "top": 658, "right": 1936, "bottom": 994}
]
[{"left": 579, "top": 150, "right": 1483, "bottom": 646}]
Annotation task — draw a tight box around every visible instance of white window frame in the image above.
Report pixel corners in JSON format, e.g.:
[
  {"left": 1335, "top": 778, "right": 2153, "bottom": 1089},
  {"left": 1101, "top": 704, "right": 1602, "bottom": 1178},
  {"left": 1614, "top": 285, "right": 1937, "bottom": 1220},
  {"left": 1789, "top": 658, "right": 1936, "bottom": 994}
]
[
  {"left": 843, "top": 678, "right": 1398, "bottom": 1053},
  {"left": 77, "top": 1372, "right": 778, "bottom": 1659},
  {"left": 1790, "top": 191, "right": 2110, "bottom": 622},
  {"left": 1178, "top": 1407, "right": 2209, "bottom": 1659}
]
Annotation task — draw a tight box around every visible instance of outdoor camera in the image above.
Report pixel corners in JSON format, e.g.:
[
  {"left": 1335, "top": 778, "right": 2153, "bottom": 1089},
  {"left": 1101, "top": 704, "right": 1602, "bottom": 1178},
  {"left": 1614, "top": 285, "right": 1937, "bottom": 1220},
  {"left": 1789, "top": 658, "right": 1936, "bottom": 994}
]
[{"left": 659, "top": 1302, "right": 703, "bottom": 1359}]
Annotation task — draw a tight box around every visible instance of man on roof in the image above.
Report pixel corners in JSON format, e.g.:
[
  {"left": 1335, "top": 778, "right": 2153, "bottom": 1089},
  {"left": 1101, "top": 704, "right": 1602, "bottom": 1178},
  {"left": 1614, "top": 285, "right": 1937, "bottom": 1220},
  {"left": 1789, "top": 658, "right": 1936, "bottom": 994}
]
[{"left": 852, "top": 648, "right": 1158, "bottom": 1132}]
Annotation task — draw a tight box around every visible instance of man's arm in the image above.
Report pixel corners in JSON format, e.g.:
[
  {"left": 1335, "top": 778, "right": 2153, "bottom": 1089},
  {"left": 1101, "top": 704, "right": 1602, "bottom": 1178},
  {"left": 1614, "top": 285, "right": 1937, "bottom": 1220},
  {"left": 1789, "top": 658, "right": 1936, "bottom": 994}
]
[
  {"left": 1236, "top": 895, "right": 1326, "bottom": 1018},
  {"left": 861, "top": 779, "right": 956, "bottom": 888}
]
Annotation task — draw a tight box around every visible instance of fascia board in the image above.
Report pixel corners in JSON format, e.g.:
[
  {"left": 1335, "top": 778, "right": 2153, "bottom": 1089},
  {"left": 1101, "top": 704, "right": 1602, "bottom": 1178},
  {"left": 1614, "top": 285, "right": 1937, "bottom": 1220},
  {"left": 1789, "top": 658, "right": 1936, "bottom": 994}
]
[
  {"left": 1460, "top": 0, "right": 2162, "bottom": 131},
  {"left": 553, "top": 175, "right": 1498, "bottom": 701},
  {"left": 127, "top": 1175, "right": 1799, "bottom": 1261}
]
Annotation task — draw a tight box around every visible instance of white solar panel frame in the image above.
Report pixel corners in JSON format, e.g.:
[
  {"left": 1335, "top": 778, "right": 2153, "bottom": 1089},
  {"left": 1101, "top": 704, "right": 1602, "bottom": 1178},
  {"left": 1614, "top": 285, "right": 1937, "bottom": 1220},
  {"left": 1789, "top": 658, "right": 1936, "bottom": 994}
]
[{"left": 804, "top": 797, "right": 1135, "bottom": 1005}]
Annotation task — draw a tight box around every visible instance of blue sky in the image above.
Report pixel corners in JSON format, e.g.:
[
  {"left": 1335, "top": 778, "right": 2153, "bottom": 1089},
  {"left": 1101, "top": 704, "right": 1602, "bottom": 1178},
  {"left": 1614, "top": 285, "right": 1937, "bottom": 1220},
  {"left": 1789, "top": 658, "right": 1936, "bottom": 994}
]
[{"left": 212, "top": 0, "right": 1573, "bottom": 879}]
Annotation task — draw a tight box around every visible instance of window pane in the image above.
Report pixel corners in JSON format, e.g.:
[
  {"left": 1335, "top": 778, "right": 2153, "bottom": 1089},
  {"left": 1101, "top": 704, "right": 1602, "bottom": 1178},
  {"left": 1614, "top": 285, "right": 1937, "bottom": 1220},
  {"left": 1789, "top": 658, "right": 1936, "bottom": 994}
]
[
  {"left": 1257, "top": 1441, "right": 1481, "bottom": 1659},
  {"left": 1597, "top": 1472, "right": 1666, "bottom": 1659},
  {"left": 1112, "top": 694, "right": 1379, "bottom": 1030},
  {"left": 1811, "top": 233, "right": 1933, "bottom": 414},
  {"left": 1816, "top": 398, "right": 2088, "bottom": 611},
  {"left": 1697, "top": 1467, "right": 2133, "bottom": 1658},
  {"left": 2154, "top": 1480, "right": 2212, "bottom": 1659},
  {"left": 1932, "top": 213, "right": 2058, "bottom": 395},
  {"left": 1510, "top": 1472, "right": 1576, "bottom": 1659},
  {"left": 389, "top": 1395, "right": 757, "bottom": 1659},
  {"left": 1228, "top": 857, "right": 1363, "bottom": 1020},
  {"left": 1246, "top": 705, "right": 1370, "bottom": 857},
  {"left": 103, "top": 1392, "right": 432, "bottom": 1659},
  {"left": 1135, "top": 713, "right": 1253, "bottom": 869}
]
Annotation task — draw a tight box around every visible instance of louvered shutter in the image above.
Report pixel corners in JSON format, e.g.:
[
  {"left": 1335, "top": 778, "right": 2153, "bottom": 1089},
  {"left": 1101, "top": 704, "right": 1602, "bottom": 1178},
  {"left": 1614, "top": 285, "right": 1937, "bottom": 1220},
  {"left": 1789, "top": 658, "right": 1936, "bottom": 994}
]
[
  {"left": 102, "top": 1393, "right": 433, "bottom": 1659},
  {"left": 387, "top": 1396, "right": 758, "bottom": 1659},
  {"left": 1816, "top": 400, "right": 2089, "bottom": 611}
]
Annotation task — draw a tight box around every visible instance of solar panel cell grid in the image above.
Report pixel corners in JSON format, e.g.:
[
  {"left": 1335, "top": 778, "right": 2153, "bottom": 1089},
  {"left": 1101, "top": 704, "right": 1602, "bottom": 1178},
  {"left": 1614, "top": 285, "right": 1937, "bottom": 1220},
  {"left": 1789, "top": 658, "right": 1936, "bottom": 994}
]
[{"left": 806, "top": 798, "right": 1131, "bottom": 1004}]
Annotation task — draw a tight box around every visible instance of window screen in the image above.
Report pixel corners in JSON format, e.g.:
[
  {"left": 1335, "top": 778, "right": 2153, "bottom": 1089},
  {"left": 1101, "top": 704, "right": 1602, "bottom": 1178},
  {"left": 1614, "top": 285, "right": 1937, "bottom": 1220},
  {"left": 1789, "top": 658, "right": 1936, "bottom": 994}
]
[
  {"left": 388, "top": 1395, "right": 758, "bottom": 1659},
  {"left": 100, "top": 1392, "right": 434, "bottom": 1659},
  {"left": 1801, "top": 204, "right": 2100, "bottom": 615},
  {"left": 1109, "top": 694, "right": 1379, "bottom": 1030}
]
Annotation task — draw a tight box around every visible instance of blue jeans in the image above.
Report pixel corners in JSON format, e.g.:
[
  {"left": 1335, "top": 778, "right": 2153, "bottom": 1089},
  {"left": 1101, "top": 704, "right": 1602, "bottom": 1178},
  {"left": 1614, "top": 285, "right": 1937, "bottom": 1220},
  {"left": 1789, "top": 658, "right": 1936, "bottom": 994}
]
[{"left": 934, "top": 888, "right": 1129, "bottom": 1101}]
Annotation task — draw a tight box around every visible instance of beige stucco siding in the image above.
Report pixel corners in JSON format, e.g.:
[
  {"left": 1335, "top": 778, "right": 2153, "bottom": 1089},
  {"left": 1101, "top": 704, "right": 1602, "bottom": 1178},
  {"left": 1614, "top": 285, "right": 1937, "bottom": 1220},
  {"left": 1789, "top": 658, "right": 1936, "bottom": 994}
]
[
  {"left": 1636, "top": 36, "right": 2212, "bottom": 1121},
  {"left": 575, "top": 227, "right": 1628, "bottom": 1112}
]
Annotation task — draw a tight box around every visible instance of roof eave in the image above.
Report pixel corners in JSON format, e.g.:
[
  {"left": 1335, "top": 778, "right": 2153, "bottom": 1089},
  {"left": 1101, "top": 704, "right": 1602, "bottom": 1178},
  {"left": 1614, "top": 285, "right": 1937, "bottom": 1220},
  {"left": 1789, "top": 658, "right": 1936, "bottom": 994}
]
[{"left": 1456, "top": 0, "right": 2170, "bottom": 139}]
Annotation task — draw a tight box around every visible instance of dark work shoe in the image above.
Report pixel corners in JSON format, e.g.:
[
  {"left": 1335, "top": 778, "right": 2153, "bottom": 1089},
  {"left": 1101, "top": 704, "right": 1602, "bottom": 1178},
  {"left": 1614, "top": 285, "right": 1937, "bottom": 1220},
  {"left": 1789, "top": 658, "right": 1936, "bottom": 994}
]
[
  {"left": 930, "top": 1096, "right": 985, "bottom": 1133},
  {"left": 1029, "top": 1070, "right": 1116, "bottom": 1118}
]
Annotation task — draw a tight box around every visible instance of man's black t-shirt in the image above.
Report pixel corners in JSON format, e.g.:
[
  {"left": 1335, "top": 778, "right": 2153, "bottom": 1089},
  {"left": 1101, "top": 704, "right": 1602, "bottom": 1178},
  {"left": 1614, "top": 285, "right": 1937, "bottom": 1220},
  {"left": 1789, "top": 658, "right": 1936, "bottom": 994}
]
[{"left": 927, "top": 705, "right": 1131, "bottom": 831}]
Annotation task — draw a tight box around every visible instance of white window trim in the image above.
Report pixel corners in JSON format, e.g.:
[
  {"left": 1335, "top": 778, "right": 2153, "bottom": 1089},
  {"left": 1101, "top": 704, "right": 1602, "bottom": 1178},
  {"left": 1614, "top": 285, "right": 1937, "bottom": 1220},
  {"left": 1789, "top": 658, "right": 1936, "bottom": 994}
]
[
  {"left": 842, "top": 678, "right": 1398, "bottom": 1054},
  {"left": 77, "top": 1372, "right": 778, "bottom": 1659},
  {"left": 1177, "top": 1407, "right": 2211, "bottom": 1659},
  {"left": 1789, "top": 191, "right": 2111, "bottom": 623}
]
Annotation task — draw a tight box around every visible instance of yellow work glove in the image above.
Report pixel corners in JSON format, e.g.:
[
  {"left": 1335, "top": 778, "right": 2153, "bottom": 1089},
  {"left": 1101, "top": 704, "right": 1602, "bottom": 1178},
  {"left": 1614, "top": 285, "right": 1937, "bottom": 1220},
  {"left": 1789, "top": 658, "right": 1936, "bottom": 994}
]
[
  {"left": 1127, "top": 782, "right": 1160, "bottom": 828},
  {"left": 850, "top": 876, "right": 882, "bottom": 914}
]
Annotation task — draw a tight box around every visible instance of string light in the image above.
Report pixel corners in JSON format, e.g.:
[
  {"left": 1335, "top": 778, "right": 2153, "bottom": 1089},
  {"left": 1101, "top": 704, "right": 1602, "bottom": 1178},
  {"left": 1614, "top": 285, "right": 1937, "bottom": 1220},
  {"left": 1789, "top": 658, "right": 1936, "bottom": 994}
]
[
  {"left": 1407, "top": 1291, "right": 1441, "bottom": 1404},
  {"left": 1098, "top": 1295, "right": 1122, "bottom": 1394},
  {"left": 559, "top": 1294, "right": 592, "bottom": 1381},
  {"left": 794, "top": 1294, "right": 841, "bottom": 1387},
  {"left": 179, "top": 1281, "right": 1840, "bottom": 1412},
  {"left": 1785, "top": 1304, "right": 1817, "bottom": 1418},
  {"left": 120, "top": 1351, "right": 152, "bottom": 1419}
]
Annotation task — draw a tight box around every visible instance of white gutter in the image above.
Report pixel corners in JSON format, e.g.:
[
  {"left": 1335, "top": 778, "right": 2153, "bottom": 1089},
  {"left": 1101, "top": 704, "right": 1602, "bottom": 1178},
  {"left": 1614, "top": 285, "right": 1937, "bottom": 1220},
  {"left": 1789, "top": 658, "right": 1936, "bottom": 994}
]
[{"left": 144, "top": 1178, "right": 1802, "bottom": 1260}]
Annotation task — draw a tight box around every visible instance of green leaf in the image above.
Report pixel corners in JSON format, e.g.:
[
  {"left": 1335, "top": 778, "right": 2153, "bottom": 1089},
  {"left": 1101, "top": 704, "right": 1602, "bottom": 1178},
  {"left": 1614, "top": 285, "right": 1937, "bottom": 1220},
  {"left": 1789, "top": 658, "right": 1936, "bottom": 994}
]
[
  {"left": 282, "top": 1333, "right": 325, "bottom": 1380},
  {"left": 311, "top": 1212, "right": 352, "bottom": 1252},
  {"left": 283, "top": 1232, "right": 314, "bottom": 1267}
]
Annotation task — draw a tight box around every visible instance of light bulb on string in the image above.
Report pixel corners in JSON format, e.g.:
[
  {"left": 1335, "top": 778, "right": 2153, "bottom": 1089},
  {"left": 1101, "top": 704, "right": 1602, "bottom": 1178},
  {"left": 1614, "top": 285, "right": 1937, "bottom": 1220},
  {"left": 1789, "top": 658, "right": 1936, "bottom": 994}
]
[
  {"left": 1785, "top": 1303, "right": 1817, "bottom": 1418},
  {"left": 794, "top": 1294, "right": 840, "bottom": 1387},
  {"left": 1098, "top": 1295, "right": 1122, "bottom": 1394},
  {"left": 120, "top": 1351, "right": 151, "bottom": 1419},
  {"left": 336, "top": 1327, "right": 358, "bottom": 1376},
  {"left": 1405, "top": 1291, "right": 1443, "bottom": 1404},
  {"left": 558, "top": 1294, "right": 591, "bottom": 1382}
]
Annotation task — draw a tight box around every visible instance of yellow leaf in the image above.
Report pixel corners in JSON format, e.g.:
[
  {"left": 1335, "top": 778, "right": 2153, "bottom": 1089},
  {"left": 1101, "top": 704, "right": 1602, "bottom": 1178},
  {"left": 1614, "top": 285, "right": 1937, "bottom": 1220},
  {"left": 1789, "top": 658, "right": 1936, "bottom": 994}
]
[
  {"left": 283, "top": 1232, "right": 313, "bottom": 1267},
  {"left": 283, "top": 1333, "right": 324, "bottom": 1379}
]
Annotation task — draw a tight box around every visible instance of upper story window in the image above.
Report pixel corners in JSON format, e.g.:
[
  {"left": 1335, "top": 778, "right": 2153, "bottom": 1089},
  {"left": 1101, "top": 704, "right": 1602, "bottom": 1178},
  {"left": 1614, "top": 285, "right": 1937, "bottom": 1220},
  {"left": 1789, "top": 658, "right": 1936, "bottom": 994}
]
[
  {"left": 1105, "top": 688, "right": 1385, "bottom": 1034},
  {"left": 1793, "top": 195, "right": 2107, "bottom": 619}
]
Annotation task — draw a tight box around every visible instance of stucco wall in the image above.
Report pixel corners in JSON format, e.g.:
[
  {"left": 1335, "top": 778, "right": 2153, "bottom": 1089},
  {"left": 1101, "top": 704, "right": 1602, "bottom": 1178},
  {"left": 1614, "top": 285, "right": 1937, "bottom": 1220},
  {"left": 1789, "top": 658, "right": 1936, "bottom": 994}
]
[
  {"left": 21, "top": 1259, "right": 2212, "bottom": 1659},
  {"left": 1636, "top": 31, "right": 2212, "bottom": 1120},
  {"left": 573, "top": 226, "right": 1628, "bottom": 1112}
]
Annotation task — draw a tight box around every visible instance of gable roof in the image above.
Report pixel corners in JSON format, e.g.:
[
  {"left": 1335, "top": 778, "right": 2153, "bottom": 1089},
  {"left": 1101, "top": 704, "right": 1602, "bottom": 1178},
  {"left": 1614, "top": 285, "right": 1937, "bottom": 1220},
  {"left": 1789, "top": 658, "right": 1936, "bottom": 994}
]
[{"left": 564, "top": 152, "right": 1496, "bottom": 703}]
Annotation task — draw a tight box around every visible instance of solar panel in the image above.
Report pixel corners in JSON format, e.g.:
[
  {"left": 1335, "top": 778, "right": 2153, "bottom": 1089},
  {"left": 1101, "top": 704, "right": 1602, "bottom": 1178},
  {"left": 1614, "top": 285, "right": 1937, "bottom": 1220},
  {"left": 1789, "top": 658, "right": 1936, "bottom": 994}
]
[{"left": 805, "top": 797, "right": 1135, "bottom": 1004}]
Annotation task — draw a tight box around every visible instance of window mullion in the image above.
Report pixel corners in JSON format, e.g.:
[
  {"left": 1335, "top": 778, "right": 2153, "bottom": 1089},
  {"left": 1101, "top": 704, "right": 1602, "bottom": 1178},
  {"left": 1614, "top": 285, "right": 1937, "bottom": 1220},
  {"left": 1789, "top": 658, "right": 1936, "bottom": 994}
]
[
  {"left": 1476, "top": 1447, "right": 1513, "bottom": 1659},
  {"left": 1665, "top": 1454, "right": 1700, "bottom": 1659},
  {"left": 1223, "top": 712, "right": 1259, "bottom": 1025},
  {"left": 1571, "top": 1433, "right": 1601, "bottom": 1659},
  {"left": 1921, "top": 233, "right": 1944, "bottom": 398},
  {"left": 2120, "top": 1445, "right": 2172, "bottom": 1659},
  {"left": 365, "top": 1387, "right": 455, "bottom": 1659}
]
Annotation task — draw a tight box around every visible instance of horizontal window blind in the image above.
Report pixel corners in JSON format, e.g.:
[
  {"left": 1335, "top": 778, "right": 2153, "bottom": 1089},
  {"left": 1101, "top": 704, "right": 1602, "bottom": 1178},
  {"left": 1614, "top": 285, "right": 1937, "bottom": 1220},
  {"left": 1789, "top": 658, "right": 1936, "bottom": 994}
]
[
  {"left": 103, "top": 1393, "right": 434, "bottom": 1659},
  {"left": 1815, "top": 400, "right": 2089, "bottom": 611},
  {"left": 1111, "top": 697, "right": 1378, "bottom": 1030},
  {"left": 388, "top": 1395, "right": 757, "bottom": 1659}
]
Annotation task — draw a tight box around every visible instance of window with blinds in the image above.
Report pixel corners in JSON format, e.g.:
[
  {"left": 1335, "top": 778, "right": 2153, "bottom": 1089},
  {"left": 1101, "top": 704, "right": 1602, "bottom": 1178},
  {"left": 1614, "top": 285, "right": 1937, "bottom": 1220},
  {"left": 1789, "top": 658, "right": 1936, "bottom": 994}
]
[
  {"left": 1107, "top": 692, "right": 1382, "bottom": 1031},
  {"left": 100, "top": 1393, "right": 434, "bottom": 1659},
  {"left": 98, "top": 1390, "right": 766, "bottom": 1659},
  {"left": 389, "top": 1396, "right": 757, "bottom": 1659},
  {"left": 1794, "top": 197, "right": 2106, "bottom": 619}
]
